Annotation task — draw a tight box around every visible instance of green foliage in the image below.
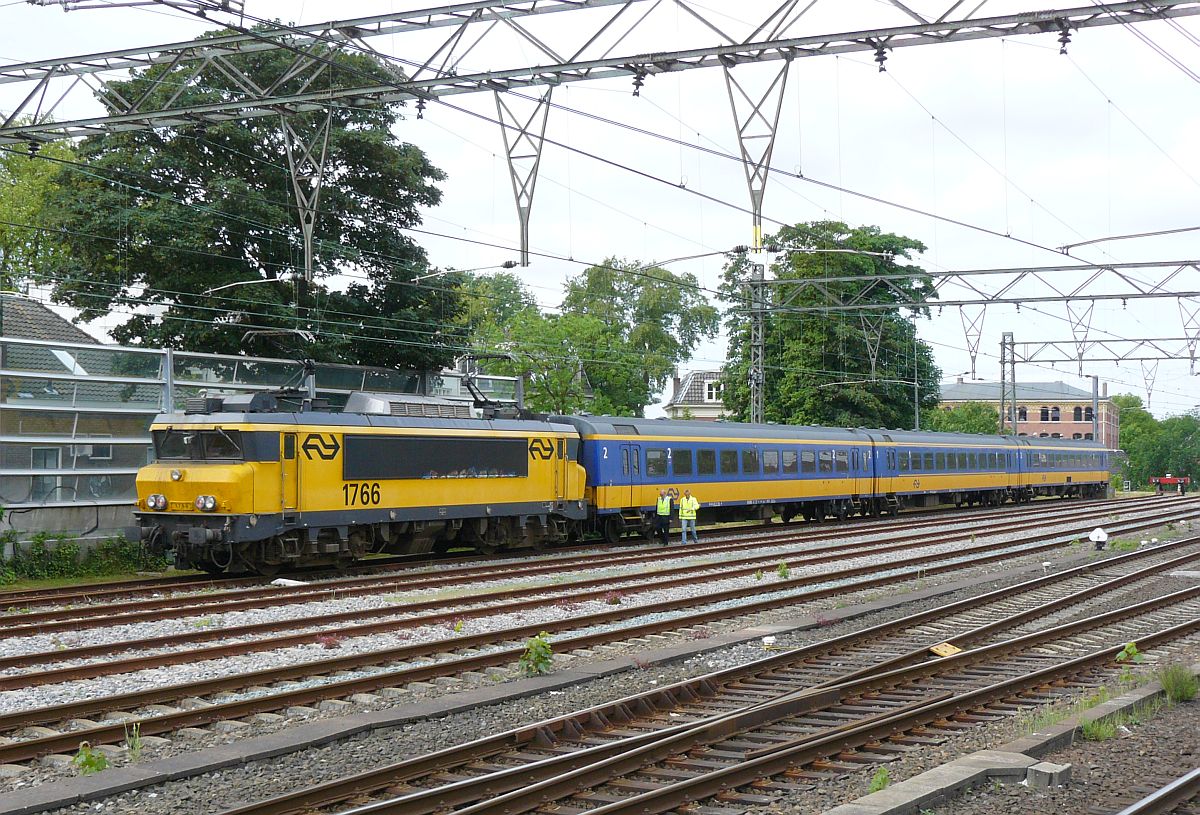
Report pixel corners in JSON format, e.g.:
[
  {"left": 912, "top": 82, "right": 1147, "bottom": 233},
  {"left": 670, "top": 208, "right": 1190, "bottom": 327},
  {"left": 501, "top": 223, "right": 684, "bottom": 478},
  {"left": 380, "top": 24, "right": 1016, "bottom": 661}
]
[
  {"left": 1158, "top": 663, "right": 1198, "bottom": 703},
  {"left": 1110, "top": 538, "right": 1139, "bottom": 552},
  {"left": 1081, "top": 717, "right": 1118, "bottom": 741},
  {"left": 476, "top": 259, "right": 719, "bottom": 416},
  {"left": 754, "top": 569, "right": 763, "bottom": 581},
  {"left": 0, "top": 533, "right": 165, "bottom": 585},
  {"left": 41, "top": 31, "right": 460, "bottom": 369},
  {"left": 72, "top": 742, "right": 109, "bottom": 775},
  {"left": 925, "top": 402, "right": 999, "bottom": 435},
  {"left": 0, "top": 136, "right": 76, "bottom": 286},
  {"left": 1110, "top": 394, "right": 1200, "bottom": 490},
  {"left": 1115, "top": 642, "right": 1145, "bottom": 664},
  {"left": 123, "top": 723, "right": 143, "bottom": 763},
  {"left": 776, "top": 561, "right": 790, "bottom": 579},
  {"left": 868, "top": 766, "right": 891, "bottom": 792},
  {"left": 720, "top": 221, "right": 941, "bottom": 428},
  {"left": 518, "top": 631, "right": 553, "bottom": 676}
]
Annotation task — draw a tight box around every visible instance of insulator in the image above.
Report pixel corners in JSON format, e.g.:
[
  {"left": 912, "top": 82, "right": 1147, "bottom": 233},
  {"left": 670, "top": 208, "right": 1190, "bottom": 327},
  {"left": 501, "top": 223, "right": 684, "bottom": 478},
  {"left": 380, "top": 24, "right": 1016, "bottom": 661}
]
[
  {"left": 1058, "top": 23, "right": 1072, "bottom": 54},
  {"left": 874, "top": 44, "right": 888, "bottom": 72}
]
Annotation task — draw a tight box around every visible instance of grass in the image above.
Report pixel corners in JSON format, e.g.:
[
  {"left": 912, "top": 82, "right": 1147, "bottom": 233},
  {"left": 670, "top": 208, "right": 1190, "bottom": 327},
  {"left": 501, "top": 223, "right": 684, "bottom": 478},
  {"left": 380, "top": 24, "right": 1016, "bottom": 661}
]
[
  {"left": 1158, "top": 663, "right": 1198, "bottom": 703},
  {"left": 868, "top": 766, "right": 891, "bottom": 793},
  {"left": 1082, "top": 697, "right": 1164, "bottom": 741}
]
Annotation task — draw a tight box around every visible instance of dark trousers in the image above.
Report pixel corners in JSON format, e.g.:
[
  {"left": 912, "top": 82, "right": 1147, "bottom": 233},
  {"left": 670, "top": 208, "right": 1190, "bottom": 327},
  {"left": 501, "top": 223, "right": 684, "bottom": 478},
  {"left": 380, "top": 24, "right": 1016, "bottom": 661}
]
[{"left": 654, "top": 515, "right": 670, "bottom": 545}]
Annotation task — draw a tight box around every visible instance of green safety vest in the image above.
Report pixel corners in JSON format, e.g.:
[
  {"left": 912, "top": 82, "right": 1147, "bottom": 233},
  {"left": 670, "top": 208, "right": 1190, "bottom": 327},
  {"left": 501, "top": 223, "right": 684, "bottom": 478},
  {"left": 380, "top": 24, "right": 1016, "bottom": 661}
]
[
  {"left": 656, "top": 496, "right": 672, "bottom": 516},
  {"left": 679, "top": 496, "right": 699, "bottom": 520}
]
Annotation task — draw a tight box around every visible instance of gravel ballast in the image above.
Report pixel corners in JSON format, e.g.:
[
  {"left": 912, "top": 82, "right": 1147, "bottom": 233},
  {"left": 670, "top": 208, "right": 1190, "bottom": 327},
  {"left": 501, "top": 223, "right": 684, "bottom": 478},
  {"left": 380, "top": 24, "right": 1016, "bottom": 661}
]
[{"left": 2, "top": 514, "right": 1197, "bottom": 815}]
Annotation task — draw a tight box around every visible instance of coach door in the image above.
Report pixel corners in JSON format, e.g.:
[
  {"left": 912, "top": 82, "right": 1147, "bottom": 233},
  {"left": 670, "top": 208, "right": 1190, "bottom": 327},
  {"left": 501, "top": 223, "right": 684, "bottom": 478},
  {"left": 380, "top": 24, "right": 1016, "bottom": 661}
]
[
  {"left": 621, "top": 443, "right": 641, "bottom": 507},
  {"left": 281, "top": 433, "right": 299, "bottom": 515}
]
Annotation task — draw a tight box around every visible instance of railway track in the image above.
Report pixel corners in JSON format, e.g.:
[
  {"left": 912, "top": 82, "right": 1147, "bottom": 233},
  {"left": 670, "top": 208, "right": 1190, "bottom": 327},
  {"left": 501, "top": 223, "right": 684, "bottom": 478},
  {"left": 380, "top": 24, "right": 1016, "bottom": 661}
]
[
  {"left": 213, "top": 542, "right": 1200, "bottom": 815},
  {"left": 0, "top": 496, "right": 1157, "bottom": 612},
  {"left": 1107, "top": 769, "right": 1200, "bottom": 815},
  {"left": 0, "top": 497, "right": 1168, "bottom": 638},
  {"left": 0, "top": 502, "right": 1195, "bottom": 772}
]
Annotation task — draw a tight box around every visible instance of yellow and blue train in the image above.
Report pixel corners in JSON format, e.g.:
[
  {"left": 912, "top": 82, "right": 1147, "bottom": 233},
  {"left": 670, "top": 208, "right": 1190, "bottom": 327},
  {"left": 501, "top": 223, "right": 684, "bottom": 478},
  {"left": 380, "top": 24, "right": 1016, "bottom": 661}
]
[{"left": 135, "top": 391, "right": 1114, "bottom": 573}]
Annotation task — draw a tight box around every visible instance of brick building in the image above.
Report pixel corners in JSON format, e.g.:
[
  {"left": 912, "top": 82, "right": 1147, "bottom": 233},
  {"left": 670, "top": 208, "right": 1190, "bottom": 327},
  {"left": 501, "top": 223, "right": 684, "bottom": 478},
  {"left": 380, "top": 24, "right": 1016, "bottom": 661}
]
[{"left": 938, "top": 379, "right": 1120, "bottom": 449}]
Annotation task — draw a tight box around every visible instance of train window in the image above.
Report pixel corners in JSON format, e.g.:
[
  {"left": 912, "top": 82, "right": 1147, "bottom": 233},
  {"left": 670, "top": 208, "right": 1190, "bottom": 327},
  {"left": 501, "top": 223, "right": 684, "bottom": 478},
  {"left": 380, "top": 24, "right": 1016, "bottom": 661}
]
[
  {"left": 763, "top": 450, "right": 779, "bottom": 474},
  {"left": 989, "top": 452, "right": 998, "bottom": 469},
  {"left": 782, "top": 451, "right": 798, "bottom": 474},
  {"left": 835, "top": 450, "right": 849, "bottom": 473},
  {"left": 720, "top": 450, "right": 738, "bottom": 475},
  {"left": 632, "top": 450, "right": 640, "bottom": 476},
  {"left": 957, "top": 453, "right": 967, "bottom": 469},
  {"left": 674, "top": 449, "right": 693, "bottom": 476},
  {"left": 646, "top": 449, "right": 668, "bottom": 477},
  {"left": 923, "top": 452, "right": 935, "bottom": 471},
  {"left": 698, "top": 449, "right": 716, "bottom": 475},
  {"left": 742, "top": 448, "right": 759, "bottom": 474},
  {"left": 801, "top": 451, "right": 816, "bottom": 474},
  {"left": 283, "top": 434, "right": 295, "bottom": 460},
  {"left": 819, "top": 450, "right": 833, "bottom": 474},
  {"left": 622, "top": 448, "right": 630, "bottom": 476},
  {"left": 899, "top": 451, "right": 909, "bottom": 472},
  {"left": 966, "top": 453, "right": 975, "bottom": 469},
  {"left": 935, "top": 452, "right": 946, "bottom": 470},
  {"left": 946, "top": 452, "right": 957, "bottom": 471},
  {"left": 557, "top": 439, "right": 565, "bottom": 459}
]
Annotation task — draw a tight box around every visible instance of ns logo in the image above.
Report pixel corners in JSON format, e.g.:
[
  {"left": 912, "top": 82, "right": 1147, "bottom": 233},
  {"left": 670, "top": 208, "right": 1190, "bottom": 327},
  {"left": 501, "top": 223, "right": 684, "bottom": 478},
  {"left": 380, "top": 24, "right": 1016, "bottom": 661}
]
[{"left": 528, "top": 438, "right": 555, "bottom": 460}]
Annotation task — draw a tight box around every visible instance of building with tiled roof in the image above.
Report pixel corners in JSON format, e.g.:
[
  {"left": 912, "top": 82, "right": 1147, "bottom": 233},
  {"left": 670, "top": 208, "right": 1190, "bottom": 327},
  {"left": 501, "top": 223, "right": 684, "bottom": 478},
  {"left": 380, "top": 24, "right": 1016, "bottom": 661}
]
[
  {"left": 939, "top": 378, "right": 1119, "bottom": 448},
  {"left": 664, "top": 370, "right": 728, "bottom": 420}
]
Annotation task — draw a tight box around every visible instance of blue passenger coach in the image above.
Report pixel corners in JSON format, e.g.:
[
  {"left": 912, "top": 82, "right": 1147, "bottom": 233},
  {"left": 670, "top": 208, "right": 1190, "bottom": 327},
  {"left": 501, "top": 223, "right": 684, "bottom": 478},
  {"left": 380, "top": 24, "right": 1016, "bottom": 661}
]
[{"left": 554, "top": 416, "right": 1112, "bottom": 542}]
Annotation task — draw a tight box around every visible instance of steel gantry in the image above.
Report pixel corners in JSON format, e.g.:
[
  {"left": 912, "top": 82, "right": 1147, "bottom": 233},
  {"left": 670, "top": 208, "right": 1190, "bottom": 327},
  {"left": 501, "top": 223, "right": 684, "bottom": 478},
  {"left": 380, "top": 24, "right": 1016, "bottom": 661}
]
[{"left": 8, "top": 0, "right": 1200, "bottom": 420}]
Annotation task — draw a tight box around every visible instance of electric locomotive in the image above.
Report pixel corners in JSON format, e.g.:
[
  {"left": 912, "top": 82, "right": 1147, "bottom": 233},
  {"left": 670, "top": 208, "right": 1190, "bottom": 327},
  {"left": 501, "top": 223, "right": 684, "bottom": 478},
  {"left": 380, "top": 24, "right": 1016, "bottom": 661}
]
[
  {"left": 136, "top": 390, "right": 1115, "bottom": 573},
  {"left": 137, "top": 391, "right": 587, "bottom": 574}
]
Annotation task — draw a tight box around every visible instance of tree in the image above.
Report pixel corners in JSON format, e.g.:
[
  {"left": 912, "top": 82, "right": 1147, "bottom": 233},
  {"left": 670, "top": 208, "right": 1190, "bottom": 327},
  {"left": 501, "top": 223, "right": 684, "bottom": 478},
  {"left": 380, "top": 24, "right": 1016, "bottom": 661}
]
[
  {"left": 486, "top": 311, "right": 639, "bottom": 414},
  {"left": 561, "top": 258, "right": 719, "bottom": 416},
  {"left": 0, "top": 139, "right": 75, "bottom": 287},
  {"left": 720, "top": 221, "right": 940, "bottom": 428},
  {"left": 458, "top": 272, "right": 538, "bottom": 335},
  {"left": 925, "top": 402, "right": 999, "bottom": 435},
  {"left": 43, "top": 27, "right": 461, "bottom": 370},
  {"left": 1108, "top": 394, "right": 1200, "bottom": 489}
]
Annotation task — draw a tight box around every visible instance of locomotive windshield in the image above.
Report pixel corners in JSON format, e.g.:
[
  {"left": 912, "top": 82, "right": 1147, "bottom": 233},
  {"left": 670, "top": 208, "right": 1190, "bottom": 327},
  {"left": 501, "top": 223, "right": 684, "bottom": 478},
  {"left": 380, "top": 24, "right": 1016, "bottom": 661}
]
[{"left": 154, "top": 429, "right": 244, "bottom": 461}]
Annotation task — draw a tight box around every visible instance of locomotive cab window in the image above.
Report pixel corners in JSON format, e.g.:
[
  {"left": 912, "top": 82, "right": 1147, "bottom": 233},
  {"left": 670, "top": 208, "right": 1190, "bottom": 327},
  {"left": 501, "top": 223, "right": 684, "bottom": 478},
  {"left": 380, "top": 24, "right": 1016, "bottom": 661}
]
[
  {"left": 283, "top": 434, "right": 295, "bottom": 460},
  {"left": 153, "top": 429, "right": 244, "bottom": 461},
  {"left": 674, "top": 449, "right": 693, "bottom": 476},
  {"left": 698, "top": 449, "right": 716, "bottom": 475},
  {"left": 646, "top": 449, "right": 667, "bottom": 477}
]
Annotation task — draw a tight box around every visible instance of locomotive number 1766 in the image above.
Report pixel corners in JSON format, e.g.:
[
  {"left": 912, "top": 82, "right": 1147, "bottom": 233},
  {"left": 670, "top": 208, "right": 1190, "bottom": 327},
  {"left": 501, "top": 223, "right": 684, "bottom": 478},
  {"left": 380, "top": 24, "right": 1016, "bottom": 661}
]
[{"left": 343, "top": 482, "right": 381, "bottom": 506}]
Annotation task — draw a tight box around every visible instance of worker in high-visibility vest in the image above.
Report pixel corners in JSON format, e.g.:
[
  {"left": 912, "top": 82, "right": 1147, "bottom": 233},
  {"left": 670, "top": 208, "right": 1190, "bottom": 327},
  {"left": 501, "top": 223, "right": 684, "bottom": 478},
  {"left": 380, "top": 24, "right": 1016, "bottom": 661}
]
[
  {"left": 678, "top": 489, "right": 700, "bottom": 545},
  {"left": 654, "top": 489, "right": 673, "bottom": 546}
]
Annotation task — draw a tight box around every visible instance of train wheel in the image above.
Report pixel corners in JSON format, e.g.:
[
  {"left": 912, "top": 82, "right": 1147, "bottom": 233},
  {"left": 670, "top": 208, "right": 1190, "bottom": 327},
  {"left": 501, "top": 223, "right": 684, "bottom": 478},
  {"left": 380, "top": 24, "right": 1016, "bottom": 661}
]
[{"left": 603, "top": 516, "right": 624, "bottom": 545}]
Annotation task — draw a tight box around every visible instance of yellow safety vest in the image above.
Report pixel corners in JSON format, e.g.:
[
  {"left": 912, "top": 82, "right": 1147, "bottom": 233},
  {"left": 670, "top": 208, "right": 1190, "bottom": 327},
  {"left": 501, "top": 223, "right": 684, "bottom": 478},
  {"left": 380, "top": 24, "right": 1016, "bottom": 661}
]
[
  {"left": 679, "top": 496, "right": 699, "bottom": 520},
  {"left": 656, "top": 496, "right": 672, "bottom": 516}
]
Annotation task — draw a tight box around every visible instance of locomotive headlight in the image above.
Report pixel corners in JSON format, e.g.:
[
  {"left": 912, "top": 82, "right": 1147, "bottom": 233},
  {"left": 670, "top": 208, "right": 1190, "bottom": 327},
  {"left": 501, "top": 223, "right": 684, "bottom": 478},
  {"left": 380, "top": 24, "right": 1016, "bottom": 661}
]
[
  {"left": 147, "top": 494, "right": 167, "bottom": 510},
  {"left": 170, "top": 469, "right": 183, "bottom": 481},
  {"left": 194, "top": 495, "right": 217, "bottom": 512}
]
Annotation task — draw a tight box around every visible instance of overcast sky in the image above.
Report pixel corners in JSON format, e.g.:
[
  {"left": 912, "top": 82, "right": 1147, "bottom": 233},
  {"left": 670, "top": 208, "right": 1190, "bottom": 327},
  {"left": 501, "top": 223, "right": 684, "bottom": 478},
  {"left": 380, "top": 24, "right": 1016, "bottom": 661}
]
[{"left": 2, "top": 0, "right": 1199, "bottom": 416}]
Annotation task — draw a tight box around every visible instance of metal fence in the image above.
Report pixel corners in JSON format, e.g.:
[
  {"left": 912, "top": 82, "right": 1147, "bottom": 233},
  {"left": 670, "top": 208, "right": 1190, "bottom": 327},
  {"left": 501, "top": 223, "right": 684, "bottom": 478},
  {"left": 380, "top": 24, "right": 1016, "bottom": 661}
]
[{"left": 0, "top": 336, "right": 518, "bottom": 512}]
